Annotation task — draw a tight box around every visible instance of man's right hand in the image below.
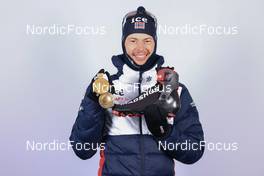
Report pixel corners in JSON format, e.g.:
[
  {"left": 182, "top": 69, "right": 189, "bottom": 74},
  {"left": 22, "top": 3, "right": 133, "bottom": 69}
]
[
  {"left": 85, "top": 69, "right": 112, "bottom": 103},
  {"left": 85, "top": 69, "right": 105, "bottom": 102}
]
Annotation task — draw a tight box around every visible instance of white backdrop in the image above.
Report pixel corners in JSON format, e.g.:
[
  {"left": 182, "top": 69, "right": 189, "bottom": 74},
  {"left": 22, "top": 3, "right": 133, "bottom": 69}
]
[{"left": 1, "top": 0, "right": 263, "bottom": 175}]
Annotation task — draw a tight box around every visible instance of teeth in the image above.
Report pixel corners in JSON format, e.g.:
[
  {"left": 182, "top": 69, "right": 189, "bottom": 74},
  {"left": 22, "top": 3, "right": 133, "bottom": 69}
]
[
  {"left": 136, "top": 56, "right": 145, "bottom": 59},
  {"left": 135, "top": 54, "right": 145, "bottom": 57},
  {"left": 133, "top": 51, "right": 148, "bottom": 60}
]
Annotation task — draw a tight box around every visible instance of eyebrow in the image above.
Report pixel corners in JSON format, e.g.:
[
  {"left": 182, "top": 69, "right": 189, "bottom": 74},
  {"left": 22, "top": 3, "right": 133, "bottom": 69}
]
[
  {"left": 128, "top": 38, "right": 138, "bottom": 40},
  {"left": 128, "top": 37, "right": 152, "bottom": 40}
]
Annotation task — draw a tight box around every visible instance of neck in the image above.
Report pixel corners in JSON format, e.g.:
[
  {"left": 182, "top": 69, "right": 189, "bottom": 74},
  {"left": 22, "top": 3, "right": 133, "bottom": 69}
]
[{"left": 121, "top": 53, "right": 163, "bottom": 72}]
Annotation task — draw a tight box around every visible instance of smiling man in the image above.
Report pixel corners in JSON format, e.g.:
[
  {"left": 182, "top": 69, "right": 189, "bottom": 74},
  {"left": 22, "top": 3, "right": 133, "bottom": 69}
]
[
  {"left": 70, "top": 6, "right": 204, "bottom": 176},
  {"left": 124, "top": 33, "right": 155, "bottom": 65}
]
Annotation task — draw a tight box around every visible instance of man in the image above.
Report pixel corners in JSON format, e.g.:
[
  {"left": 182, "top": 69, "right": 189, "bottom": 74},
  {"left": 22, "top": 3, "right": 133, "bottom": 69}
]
[{"left": 70, "top": 6, "right": 204, "bottom": 176}]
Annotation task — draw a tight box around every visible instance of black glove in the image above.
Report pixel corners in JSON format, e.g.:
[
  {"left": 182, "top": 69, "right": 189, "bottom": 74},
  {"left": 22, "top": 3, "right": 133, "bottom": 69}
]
[{"left": 144, "top": 104, "right": 173, "bottom": 139}]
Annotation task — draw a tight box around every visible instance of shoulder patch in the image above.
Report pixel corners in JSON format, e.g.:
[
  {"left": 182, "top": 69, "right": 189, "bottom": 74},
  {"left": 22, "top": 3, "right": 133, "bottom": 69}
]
[
  {"left": 79, "top": 106, "right": 84, "bottom": 111},
  {"left": 190, "top": 101, "right": 196, "bottom": 107}
]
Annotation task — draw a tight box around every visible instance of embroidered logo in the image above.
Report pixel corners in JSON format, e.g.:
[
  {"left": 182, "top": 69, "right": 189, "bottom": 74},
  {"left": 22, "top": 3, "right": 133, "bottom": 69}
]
[
  {"left": 146, "top": 76, "right": 152, "bottom": 82},
  {"left": 134, "top": 21, "right": 145, "bottom": 29}
]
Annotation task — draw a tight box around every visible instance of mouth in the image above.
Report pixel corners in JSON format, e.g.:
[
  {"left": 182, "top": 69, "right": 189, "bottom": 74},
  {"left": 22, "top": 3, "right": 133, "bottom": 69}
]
[
  {"left": 134, "top": 54, "right": 147, "bottom": 60},
  {"left": 132, "top": 51, "right": 150, "bottom": 61}
]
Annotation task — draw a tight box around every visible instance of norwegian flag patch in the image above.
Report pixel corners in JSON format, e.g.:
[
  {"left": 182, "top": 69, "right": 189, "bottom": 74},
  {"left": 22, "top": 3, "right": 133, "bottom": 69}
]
[{"left": 134, "top": 21, "right": 145, "bottom": 29}]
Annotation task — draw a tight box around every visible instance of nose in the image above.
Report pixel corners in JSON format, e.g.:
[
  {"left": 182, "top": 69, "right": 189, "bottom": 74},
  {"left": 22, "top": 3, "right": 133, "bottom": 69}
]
[{"left": 136, "top": 40, "right": 145, "bottom": 51}]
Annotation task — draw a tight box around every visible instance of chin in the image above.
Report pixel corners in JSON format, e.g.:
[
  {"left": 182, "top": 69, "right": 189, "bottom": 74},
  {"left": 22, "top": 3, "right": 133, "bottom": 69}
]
[
  {"left": 132, "top": 56, "right": 150, "bottom": 65},
  {"left": 133, "top": 59, "right": 147, "bottom": 65}
]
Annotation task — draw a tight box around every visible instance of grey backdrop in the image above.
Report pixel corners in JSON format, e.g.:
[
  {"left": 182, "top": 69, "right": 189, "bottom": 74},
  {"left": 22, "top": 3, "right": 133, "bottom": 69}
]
[{"left": 1, "top": 0, "right": 263, "bottom": 175}]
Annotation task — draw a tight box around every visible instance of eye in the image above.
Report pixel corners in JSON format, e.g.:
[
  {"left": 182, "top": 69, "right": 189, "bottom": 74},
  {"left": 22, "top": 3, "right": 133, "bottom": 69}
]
[
  {"left": 130, "top": 39, "right": 136, "bottom": 43},
  {"left": 145, "top": 39, "right": 152, "bottom": 44}
]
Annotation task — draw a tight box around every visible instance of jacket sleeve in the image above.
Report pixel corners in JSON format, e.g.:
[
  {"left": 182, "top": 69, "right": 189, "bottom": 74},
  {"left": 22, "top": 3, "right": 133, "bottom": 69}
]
[
  {"left": 69, "top": 85, "right": 106, "bottom": 160},
  {"left": 159, "top": 84, "right": 205, "bottom": 164}
]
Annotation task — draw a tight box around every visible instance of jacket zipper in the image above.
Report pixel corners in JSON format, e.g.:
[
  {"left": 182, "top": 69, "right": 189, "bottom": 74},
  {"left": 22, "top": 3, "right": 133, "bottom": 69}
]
[{"left": 138, "top": 71, "right": 144, "bottom": 176}]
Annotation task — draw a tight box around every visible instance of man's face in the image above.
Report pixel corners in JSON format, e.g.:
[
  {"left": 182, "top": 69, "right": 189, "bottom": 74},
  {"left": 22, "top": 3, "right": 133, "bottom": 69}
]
[{"left": 124, "top": 33, "right": 155, "bottom": 65}]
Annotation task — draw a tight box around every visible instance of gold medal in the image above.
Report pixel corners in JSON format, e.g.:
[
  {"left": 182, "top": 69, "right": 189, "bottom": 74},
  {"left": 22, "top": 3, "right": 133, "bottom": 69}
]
[
  {"left": 92, "top": 72, "right": 114, "bottom": 108},
  {"left": 99, "top": 92, "right": 114, "bottom": 108},
  {"left": 92, "top": 73, "right": 110, "bottom": 95}
]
